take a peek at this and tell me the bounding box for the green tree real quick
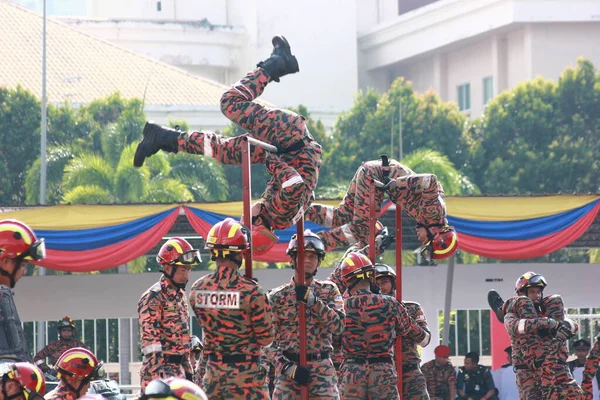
[466,58,600,194]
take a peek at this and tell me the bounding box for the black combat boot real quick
[133,122,181,167]
[257,35,299,82]
[488,289,506,323]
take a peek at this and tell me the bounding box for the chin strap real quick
[160,266,187,290]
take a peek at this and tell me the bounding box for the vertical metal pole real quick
[294,221,308,400]
[394,205,403,396]
[368,185,376,263]
[36,0,48,353]
[390,112,394,161]
[241,137,253,278]
[398,101,403,161]
[442,255,456,345]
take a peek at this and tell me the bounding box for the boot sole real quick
[133,122,154,167]
[488,290,505,323]
[272,35,299,73]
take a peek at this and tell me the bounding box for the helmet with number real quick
[0,219,45,261]
[57,316,75,330]
[157,238,201,266]
[252,225,279,256]
[1,362,46,400]
[515,271,547,294]
[286,230,326,261]
[142,378,208,400]
[421,225,458,261]
[341,252,374,283]
[55,347,103,382]
[190,336,203,354]
[205,218,250,259]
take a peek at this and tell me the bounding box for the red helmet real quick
[2,362,46,400]
[55,347,102,381]
[515,271,547,294]
[0,219,45,261]
[205,218,250,257]
[421,225,458,260]
[340,252,374,283]
[252,225,279,256]
[286,230,326,260]
[157,238,201,266]
[57,316,76,330]
[143,378,208,400]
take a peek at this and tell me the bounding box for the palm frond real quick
[143,177,194,203]
[115,143,151,201]
[62,185,113,204]
[63,153,115,194]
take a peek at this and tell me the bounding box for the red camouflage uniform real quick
[190,266,273,399]
[137,276,192,389]
[266,278,345,399]
[582,338,600,400]
[43,383,78,400]
[421,360,457,400]
[177,67,321,230]
[33,338,88,367]
[401,301,432,400]
[340,290,418,400]
[306,159,446,251]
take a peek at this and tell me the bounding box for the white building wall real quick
[505,27,529,89]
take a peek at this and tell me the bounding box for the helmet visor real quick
[304,236,325,254]
[22,239,46,261]
[526,274,547,287]
[176,250,201,265]
[142,379,173,399]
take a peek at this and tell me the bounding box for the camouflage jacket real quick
[401,301,431,365]
[266,278,344,368]
[137,276,191,360]
[189,266,273,357]
[33,338,88,366]
[421,360,456,399]
[342,289,415,358]
[43,383,77,400]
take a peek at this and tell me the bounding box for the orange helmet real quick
[286,230,326,260]
[340,252,374,283]
[0,219,45,261]
[205,218,250,258]
[251,225,279,256]
[515,271,547,294]
[420,225,458,261]
[55,347,103,382]
[1,362,46,400]
[157,238,201,266]
[142,378,208,400]
[57,316,76,330]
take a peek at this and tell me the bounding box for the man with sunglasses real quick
[266,231,345,399]
[305,156,458,264]
[0,362,46,400]
[138,238,201,390]
[0,219,46,364]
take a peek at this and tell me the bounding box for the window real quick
[156,1,162,11]
[483,76,494,104]
[457,83,471,111]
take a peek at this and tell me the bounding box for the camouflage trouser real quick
[305,160,411,251]
[403,367,430,400]
[516,368,542,400]
[179,67,321,230]
[202,360,269,399]
[541,339,584,399]
[339,361,398,400]
[139,360,185,390]
[193,355,206,389]
[582,340,600,400]
[272,359,339,399]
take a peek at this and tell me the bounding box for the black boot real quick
[488,289,506,323]
[133,122,181,167]
[257,35,299,82]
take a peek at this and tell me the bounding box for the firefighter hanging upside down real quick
[133,35,320,256]
[305,156,458,263]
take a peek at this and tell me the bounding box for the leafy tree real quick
[466,58,600,194]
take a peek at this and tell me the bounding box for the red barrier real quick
[395,205,404,396]
[295,221,309,400]
[240,137,253,278]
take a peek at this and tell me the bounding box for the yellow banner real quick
[0,204,178,230]
[446,195,600,221]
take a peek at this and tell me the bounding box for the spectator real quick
[421,344,456,400]
[34,317,88,372]
[456,351,498,400]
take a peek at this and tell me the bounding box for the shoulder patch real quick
[147,296,160,312]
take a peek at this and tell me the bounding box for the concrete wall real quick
[14,262,600,365]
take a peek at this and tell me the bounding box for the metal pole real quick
[398,101,403,161]
[36,0,47,354]
[294,221,309,400]
[390,111,394,159]
[368,185,376,263]
[442,255,456,345]
[240,137,253,278]
[394,205,403,396]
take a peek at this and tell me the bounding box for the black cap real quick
[504,346,512,354]
[573,339,591,350]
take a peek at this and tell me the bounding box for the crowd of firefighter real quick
[0,34,598,400]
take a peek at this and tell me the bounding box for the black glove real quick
[295,284,316,307]
[376,233,395,251]
[554,321,575,341]
[185,371,194,381]
[282,362,310,385]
